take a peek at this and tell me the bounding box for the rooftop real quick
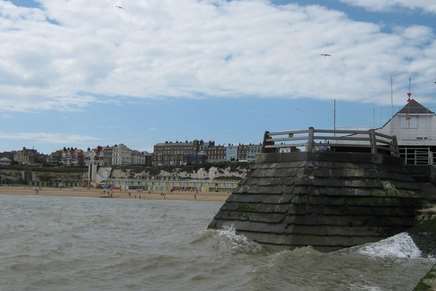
[397,98,434,115]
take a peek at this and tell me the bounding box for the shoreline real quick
[0,186,229,202]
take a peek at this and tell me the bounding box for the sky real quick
[0,0,435,153]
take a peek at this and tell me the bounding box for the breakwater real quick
[209,151,424,251]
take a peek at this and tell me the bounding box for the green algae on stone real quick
[414,265,436,291]
[381,181,400,196]
[237,204,258,212]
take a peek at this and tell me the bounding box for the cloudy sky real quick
[0,0,435,153]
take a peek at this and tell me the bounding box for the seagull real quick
[114,4,124,9]
[320,53,332,57]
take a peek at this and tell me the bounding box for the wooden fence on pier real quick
[262,127,399,157]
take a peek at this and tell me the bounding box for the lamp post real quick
[320,53,336,136]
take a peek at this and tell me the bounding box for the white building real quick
[112,144,150,166]
[112,144,133,166]
[225,145,238,161]
[377,98,436,165]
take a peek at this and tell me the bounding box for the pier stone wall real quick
[209,152,424,252]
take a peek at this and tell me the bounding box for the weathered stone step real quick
[232,186,419,198]
[285,214,415,227]
[221,203,417,216]
[221,202,289,213]
[215,211,286,223]
[212,219,391,237]
[237,231,384,248]
[228,193,421,207]
[214,213,415,228]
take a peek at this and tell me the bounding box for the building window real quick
[400,116,418,129]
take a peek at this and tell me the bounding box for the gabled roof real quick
[397,99,434,114]
[378,98,435,129]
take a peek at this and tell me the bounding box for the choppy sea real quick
[0,195,433,291]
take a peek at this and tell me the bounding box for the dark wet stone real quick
[209,152,425,251]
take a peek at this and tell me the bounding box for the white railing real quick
[262,127,399,157]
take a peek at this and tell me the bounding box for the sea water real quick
[0,195,433,291]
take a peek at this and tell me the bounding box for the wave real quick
[356,232,422,259]
[216,225,263,254]
[191,226,263,254]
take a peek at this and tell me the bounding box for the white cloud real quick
[340,0,436,13]
[0,0,435,111]
[0,132,100,144]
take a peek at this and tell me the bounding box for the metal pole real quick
[333,99,336,136]
[390,76,394,118]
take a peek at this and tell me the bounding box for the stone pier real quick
[209,152,424,251]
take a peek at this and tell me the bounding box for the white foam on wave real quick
[217,225,263,254]
[348,284,383,291]
[357,232,422,259]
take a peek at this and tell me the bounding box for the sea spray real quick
[357,232,422,259]
[190,226,263,254]
[216,225,263,254]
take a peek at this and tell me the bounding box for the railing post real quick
[391,135,399,157]
[369,129,377,155]
[405,147,408,165]
[307,127,314,153]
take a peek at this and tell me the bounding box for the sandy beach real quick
[0,186,230,202]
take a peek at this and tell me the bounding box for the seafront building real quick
[0,157,12,167]
[112,144,133,166]
[152,140,263,166]
[206,144,226,162]
[225,145,238,161]
[377,98,436,166]
[85,146,114,167]
[13,147,44,166]
[0,151,15,161]
[152,140,207,166]
[86,144,151,167]
[103,146,113,166]
[48,148,85,167]
[237,144,262,161]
